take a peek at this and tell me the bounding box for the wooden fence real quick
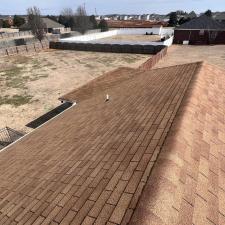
[139,47,168,70]
[0,40,49,57]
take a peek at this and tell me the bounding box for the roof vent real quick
[106,94,110,102]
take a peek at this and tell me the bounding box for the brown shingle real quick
[1,61,221,225]
[129,63,225,225]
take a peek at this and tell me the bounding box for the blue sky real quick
[0,0,225,15]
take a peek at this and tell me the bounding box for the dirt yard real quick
[0,49,149,133]
[155,45,225,69]
[100,34,161,42]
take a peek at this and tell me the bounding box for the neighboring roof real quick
[19,18,64,30]
[0,62,201,225]
[103,20,168,28]
[175,14,225,30]
[42,17,64,29]
[0,61,225,225]
[214,12,225,21]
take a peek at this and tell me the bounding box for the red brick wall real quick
[174,30,225,45]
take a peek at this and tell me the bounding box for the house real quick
[20,17,65,34]
[42,17,65,33]
[214,12,225,24]
[174,14,225,45]
[0,15,14,27]
[0,60,225,224]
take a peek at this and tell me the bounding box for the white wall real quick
[60,28,174,46]
[60,30,118,42]
[163,36,174,46]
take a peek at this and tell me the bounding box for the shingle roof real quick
[214,12,225,21]
[129,63,225,225]
[0,61,225,225]
[175,14,225,30]
[42,18,64,29]
[60,67,140,103]
[20,18,64,30]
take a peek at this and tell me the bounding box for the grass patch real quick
[1,66,30,89]
[121,56,139,64]
[0,94,33,107]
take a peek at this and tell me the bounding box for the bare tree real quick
[27,6,45,42]
[74,5,90,34]
[61,8,74,17]
[59,8,75,28]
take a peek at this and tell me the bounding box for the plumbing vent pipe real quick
[106,94,110,102]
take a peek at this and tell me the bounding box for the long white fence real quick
[60,28,174,45]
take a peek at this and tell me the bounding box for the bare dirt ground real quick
[0,49,150,133]
[155,45,225,69]
[100,34,161,42]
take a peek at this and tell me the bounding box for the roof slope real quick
[42,18,64,29]
[60,67,140,103]
[214,12,225,21]
[130,63,225,225]
[176,14,225,30]
[20,18,64,30]
[0,62,200,225]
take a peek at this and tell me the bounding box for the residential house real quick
[20,17,65,34]
[174,14,225,44]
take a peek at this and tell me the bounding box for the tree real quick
[27,6,45,42]
[59,8,75,28]
[74,5,90,34]
[89,15,98,29]
[13,15,25,27]
[178,17,191,25]
[46,15,58,22]
[168,12,178,26]
[205,9,212,17]
[2,20,11,28]
[98,19,108,32]
[189,11,197,19]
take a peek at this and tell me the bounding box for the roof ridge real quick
[152,61,204,71]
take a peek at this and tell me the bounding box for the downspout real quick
[188,30,192,44]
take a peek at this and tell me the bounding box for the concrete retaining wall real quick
[0,40,49,57]
[0,31,32,39]
[50,41,166,54]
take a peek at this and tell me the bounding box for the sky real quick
[0,0,225,15]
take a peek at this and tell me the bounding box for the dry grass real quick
[100,34,161,42]
[0,49,149,133]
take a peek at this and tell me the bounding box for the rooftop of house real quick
[20,17,64,30]
[0,61,225,225]
[104,20,167,28]
[214,12,225,21]
[175,14,225,30]
[42,17,64,29]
